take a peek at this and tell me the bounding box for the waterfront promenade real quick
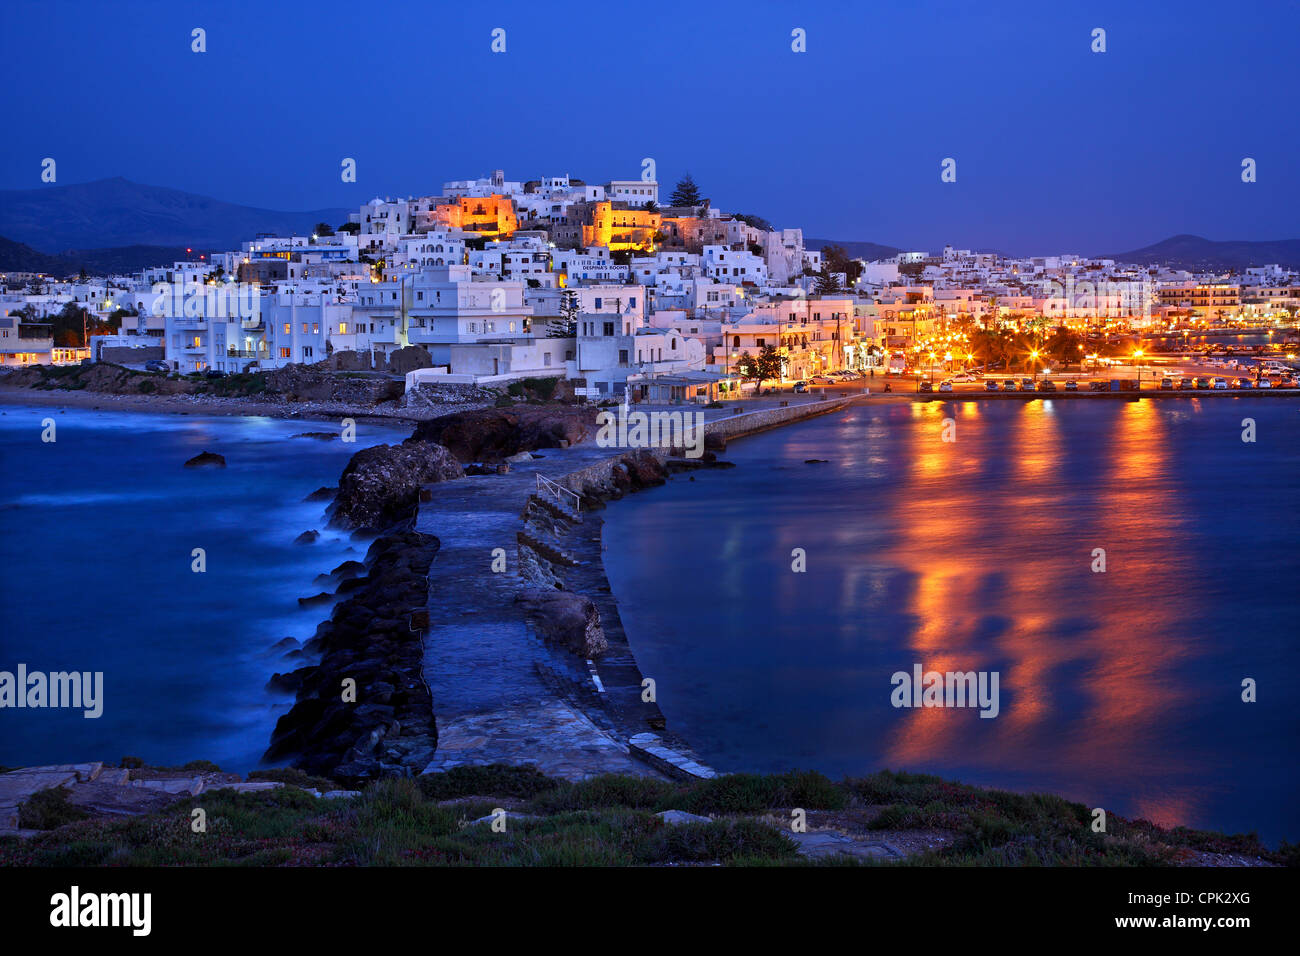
[414,398,848,780]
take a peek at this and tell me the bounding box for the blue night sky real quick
[2,0,1296,254]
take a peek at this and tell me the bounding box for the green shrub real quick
[18,787,91,830]
[248,767,338,792]
[181,760,221,773]
[526,774,678,813]
[419,764,560,802]
[682,771,846,814]
[640,819,798,864]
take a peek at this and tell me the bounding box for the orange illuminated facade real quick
[429,195,519,238]
[581,201,661,251]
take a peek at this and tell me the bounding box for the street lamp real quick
[1029,349,1040,383]
[1133,348,1144,390]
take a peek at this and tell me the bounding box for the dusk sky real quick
[2,0,1297,254]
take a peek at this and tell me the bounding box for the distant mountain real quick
[1102,234,1300,271]
[807,238,903,262]
[0,177,350,253]
[0,235,204,277]
[64,245,203,275]
[0,236,82,276]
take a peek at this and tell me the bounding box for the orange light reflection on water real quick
[879,400,1204,816]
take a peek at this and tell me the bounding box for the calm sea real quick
[0,406,408,772]
[603,397,1300,843]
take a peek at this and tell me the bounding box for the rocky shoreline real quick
[263,404,610,785]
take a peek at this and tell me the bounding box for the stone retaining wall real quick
[703,396,850,444]
[555,398,850,496]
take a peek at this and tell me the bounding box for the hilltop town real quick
[1,169,1298,399]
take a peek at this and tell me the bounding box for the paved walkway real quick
[416,441,665,780]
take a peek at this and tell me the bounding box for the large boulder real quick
[263,364,403,405]
[329,440,462,530]
[385,346,434,375]
[184,451,226,468]
[410,405,598,463]
[515,589,608,657]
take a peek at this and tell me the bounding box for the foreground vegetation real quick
[2,765,1291,867]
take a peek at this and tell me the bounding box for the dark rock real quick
[298,592,334,607]
[329,441,463,530]
[304,486,337,502]
[266,530,440,785]
[409,405,598,463]
[295,530,321,545]
[331,560,366,578]
[516,589,608,657]
[293,432,336,441]
[270,637,300,653]
[267,670,307,693]
[184,450,226,468]
[805,459,829,464]
[263,365,403,405]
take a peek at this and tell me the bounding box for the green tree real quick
[314,222,335,237]
[734,213,773,232]
[668,173,702,207]
[1044,325,1084,367]
[757,344,783,384]
[819,244,863,286]
[813,270,843,295]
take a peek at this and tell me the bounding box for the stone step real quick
[628,733,717,780]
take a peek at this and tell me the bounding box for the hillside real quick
[1102,234,1300,271]
[0,236,81,276]
[1,762,1286,866]
[0,177,350,252]
[807,238,903,262]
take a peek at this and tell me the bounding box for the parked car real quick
[1036,379,1056,392]
[1212,377,1228,390]
[1194,377,1211,389]
[144,359,170,373]
[1020,378,1035,391]
[938,381,953,392]
[1235,378,1253,389]
[203,368,227,379]
[1257,378,1273,388]
[1064,379,1079,391]
[1003,379,1017,391]
[919,381,933,393]
[1177,377,1193,390]
[1159,377,1173,390]
[1089,380,1108,391]
[793,382,808,393]
[984,380,1000,392]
